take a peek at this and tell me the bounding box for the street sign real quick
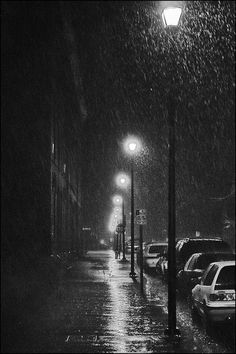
[136,209,146,216]
[136,215,147,225]
[136,209,147,224]
[116,225,124,233]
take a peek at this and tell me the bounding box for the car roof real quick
[208,260,235,268]
[178,238,224,243]
[190,252,234,257]
[147,242,168,246]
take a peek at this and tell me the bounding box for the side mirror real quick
[177,270,183,278]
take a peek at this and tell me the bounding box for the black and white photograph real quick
[1,1,235,353]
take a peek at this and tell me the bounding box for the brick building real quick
[2,1,87,269]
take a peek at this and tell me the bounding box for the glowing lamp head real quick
[123,135,142,156]
[162,7,182,27]
[112,194,123,206]
[114,207,122,213]
[115,172,130,189]
[128,142,137,151]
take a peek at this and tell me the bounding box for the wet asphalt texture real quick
[3,250,235,353]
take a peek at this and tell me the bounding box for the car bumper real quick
[205,306,235,323]
[145,258,158,268]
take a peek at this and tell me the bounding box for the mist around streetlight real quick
[115,172,130,189]
[114,206,122,214]
[123,135,142,156]
[108,218,117,233]
[112,195,123,205]
[108,210,122,232]
[107,195,123,232]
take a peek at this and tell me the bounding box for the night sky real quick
[70,1,235,240]
[72,1,234,241]
[4,1,234,241]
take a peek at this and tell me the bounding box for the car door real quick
[197,264,219,315]
[185,255,199,283]
[178,255,196,289]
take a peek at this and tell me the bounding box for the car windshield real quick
[196,253,235,269]
[215,265,235,290]
[180,241,231,264]
[149,245,167,254]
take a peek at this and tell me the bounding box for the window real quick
[215,266,235,290]
[196,255,210,269]
[188,256,197,270]
[202,264,218,286]
[149,245,167,254]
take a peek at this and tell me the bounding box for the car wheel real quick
[202,302,213,335]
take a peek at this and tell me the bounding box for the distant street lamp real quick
[108,196,123,233]
[115,173,130,261]
[112,194,123,256]
[112,195,123,206]
[160,1,183,337]
[123,136,142,278]
[116,173,130,189]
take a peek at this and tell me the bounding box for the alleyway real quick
[5,250,234,353]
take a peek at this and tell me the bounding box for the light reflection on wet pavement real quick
[9,250,235,353]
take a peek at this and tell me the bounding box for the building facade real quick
[2,1,87,270]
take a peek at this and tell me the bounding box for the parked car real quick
[125,238,139,253]
[155,251,168,277]
[177,252,235,297]
[175,238,232,273]
[156,239,182,279]
[191,261,235,332]
[139,242,168,270]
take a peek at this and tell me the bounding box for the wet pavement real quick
[5,250,235,353]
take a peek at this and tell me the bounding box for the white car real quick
[142,242,168,270]
[191,261,235,330]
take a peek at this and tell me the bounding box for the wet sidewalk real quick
[4,249,232,353]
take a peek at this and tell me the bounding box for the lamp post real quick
[160,2,183,337]
[121,198,126,260]
[115,173,130,262]
[130,161,135,277]
[112,195,123,257]
[123,136,142,278]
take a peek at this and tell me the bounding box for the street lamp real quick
[112,195,123,206]
[162,6,182,27]
[108,198,123,234]
[123,135,142,278]
[115,173,130,189]
[160,1,183,337]
[112,194,123,257]
[115,172,130,261]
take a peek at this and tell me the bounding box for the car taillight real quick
[209,292,235,301]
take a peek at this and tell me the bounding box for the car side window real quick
[215,266,235,290]
[184,257,192,270]
[202,264,218,286]
[187,256,197,270]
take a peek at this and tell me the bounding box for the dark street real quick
[3,250,234,353]
[2,1,235,352]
